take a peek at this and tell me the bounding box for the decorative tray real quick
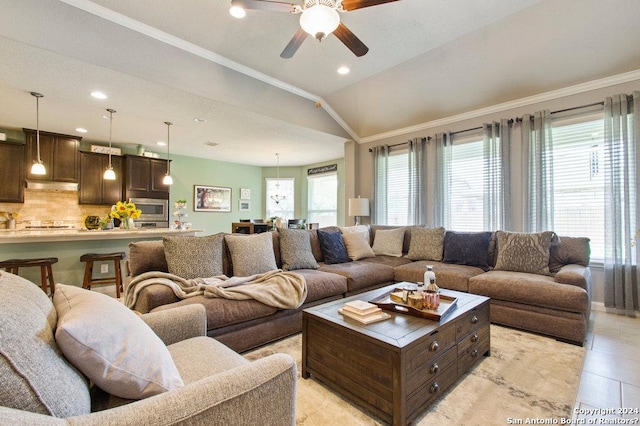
[369,288,458,321]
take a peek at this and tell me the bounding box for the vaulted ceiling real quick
[1,0,639,166]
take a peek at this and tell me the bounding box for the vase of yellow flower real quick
[109,201,142,230]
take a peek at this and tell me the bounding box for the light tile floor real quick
[573,310,640,423]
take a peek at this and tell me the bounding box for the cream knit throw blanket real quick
[125,269,307,310]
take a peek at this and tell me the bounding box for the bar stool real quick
[0,257,58,295]
[80,252,126,299]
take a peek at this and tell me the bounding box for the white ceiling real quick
[1,0,640,166]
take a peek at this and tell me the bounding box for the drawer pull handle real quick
[471,349,479,358]
[471,315,478,324]
[430,363,439,374]
[430,341,439,352]
[471,333,479,342]
[430,382,439,394]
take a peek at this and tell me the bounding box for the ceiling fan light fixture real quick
[229,5,246,18]
[300,5,340,40]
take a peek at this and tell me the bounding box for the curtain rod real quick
[516,101,604,122]
[368,136,430,152]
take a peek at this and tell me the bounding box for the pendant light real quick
[103,108,116,180]
[162,121,173,185]
[30,92,46,175]
[270,153,286,205]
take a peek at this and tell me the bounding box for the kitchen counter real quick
[0,228,203,244]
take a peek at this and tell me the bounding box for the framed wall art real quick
[239,200,251,212]
[194,185,232,212]
[240,188,251,200]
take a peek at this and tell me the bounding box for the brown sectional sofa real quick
[126,225,592,351]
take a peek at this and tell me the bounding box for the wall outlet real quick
[100,264,108,274]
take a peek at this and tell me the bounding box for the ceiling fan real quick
[229,0,400,58]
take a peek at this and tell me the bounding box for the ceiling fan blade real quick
[231,0,297,13]
[280,28,308,58]
[333,23,369,57]
[340,0,400,11]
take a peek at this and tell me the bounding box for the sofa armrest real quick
[126,281,181,314]
[140,304,207,346]
[555,264,592,293]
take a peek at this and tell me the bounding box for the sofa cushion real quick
[225,232,278,276]
[53,284,184,400]
[393,261,485,293]
[468,270,589,313]
[494,231,555,275]
[128,240,169,275]
[278,228,318,271]
[361,255,413,268]
[339,225,371,245]
[407,226,445,261]
[0,272,91,417]
[295,269,348,301]
[163,234,224,279]
[549,236,591,273]
[317,230,351,264]
[342,232,375,261]
[319,261,394,293]
[371,227,405,257]
[442,231,493,271]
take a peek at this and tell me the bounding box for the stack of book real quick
[338,300,390,324]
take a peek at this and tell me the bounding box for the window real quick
[448,137,485,231]
[551,114,605,260]
[265,178,294,221]
[386,151,409,225]
[308,173,337,227]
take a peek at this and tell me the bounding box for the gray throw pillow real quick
[442,231,493,271]
[407,226,445,261]
[163,234,224,279]
[549,236,591,273]
[128,240,168,276]
[278,228,319,271]
[371,227,405,257]
[494,230,556,275]
[225,232,278,276]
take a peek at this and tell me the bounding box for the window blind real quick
[307,173,337,227]
[386,151,409,225]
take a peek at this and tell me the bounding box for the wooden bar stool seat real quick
[80,252,126,298]
[0,257,58,295]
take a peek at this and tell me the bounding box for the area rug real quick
[244,325,586,425]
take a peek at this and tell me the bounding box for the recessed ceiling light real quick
[204,142,219,147]
[194,118,206,123]
[75,128,88,133]
[229,6,246,18]
[337,66,350,75]
[157,141,166,146]
[91,91,107,100]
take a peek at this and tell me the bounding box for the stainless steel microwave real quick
[129,198,169,224]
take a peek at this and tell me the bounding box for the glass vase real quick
[120,217,135,230]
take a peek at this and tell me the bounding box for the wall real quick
[348,78,640,305]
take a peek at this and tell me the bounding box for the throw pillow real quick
[224,232,278,276]
[317,230,351,264]
[549,236,591,273]
[494,231,555,275]
[407,226,445,261]
[339,225,370,245]
[163,234,224,279]
[128,240,168,276]
[278,228,319,271]
[342,231,375,261]
[53,284,184,400]
[442,231,493,271]
[371,227,405,257]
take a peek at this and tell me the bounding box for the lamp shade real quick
[348,198,370,217]
[299,5,340,40]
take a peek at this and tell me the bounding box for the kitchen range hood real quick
[25,180,78,191]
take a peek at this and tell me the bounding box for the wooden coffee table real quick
[302,283,490,426]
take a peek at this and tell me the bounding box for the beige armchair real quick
[0,271,297,425]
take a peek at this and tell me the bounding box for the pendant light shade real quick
[270,153,286,205]
[299,4,340,40]
[103,108,116,180]
[163,121,173,185]
[30,92,46,175]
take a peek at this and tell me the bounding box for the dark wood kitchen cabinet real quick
[79,152,123,205]
[123,155,169,200]
[24,129,80,182]
[0,141,25,202]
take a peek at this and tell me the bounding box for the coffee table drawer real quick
[455,301,490,341]
[458,323,490,374]
[406,344,457,396]
[406,323,456,370]
[406,360,458,419]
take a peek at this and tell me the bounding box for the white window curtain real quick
[408,137,427,225]
[604,92,639,314]
[522,110,554,232]
[372,145,389,225]
[483,119,512,231]
[434,132,452,228]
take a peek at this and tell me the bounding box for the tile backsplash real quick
[0,189,111,229]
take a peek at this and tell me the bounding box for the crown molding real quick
[359,69,640,144]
